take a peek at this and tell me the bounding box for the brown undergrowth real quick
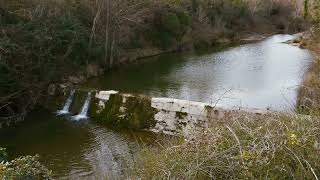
[132,112,320,179]
[297,28,320,115]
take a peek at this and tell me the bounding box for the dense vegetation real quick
[132,2,320,179]
[133,113,320,179]
[1,0,320,178]
[0,147,51,179]
[0,0,308,123]
[297,0,320,115]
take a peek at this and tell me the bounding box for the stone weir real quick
[88,90,268,137]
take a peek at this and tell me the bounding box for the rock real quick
[87,64,103,78]
[48,84,56,96]
[95,90,119,101]
[68,75,85,85]
[217,38,231,44]
[59,84,67,89]
[48,83,68,96]
[292,43,301,46]
[240,34,266,42]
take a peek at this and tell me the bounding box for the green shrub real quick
[177,11,192,26]
[0,148,51,179]
[0,148,8,162]
[145,9,192,49]
[163,13,181,34]
[0,3,96,118]
[0,156,51,179]
[154,30,175,49]
[128,32,143,49]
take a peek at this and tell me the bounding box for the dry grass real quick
[132,113,320,179]
[297,30,320,115]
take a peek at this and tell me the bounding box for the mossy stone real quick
[89,93,157,130]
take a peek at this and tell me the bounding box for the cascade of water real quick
[57,89,75,115]
[72,92,92,121]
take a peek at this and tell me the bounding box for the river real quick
[0,34,313,179]
[86,34,313,111]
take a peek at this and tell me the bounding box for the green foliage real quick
[150,30,174,49]
[162,13,181,34]
[0,156,51,179]
[0,2,98,119]
[0,148,8,162]
[145,9,192,49]
[128,32,143,49]
[311,0,320,25]
[304,0,309,18]
[176,11,192,26]
[0,148,51,179]
[0,0,312,122]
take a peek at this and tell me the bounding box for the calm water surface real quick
[86,34,313,111]
[0,110,159,179]
[0,34,313,179]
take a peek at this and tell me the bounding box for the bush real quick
[177,11,192,26]
[133,113,320,179]
[0,148,8,162]
[0,3,95,119]
[162,13,181,34]
[0,148,51,179]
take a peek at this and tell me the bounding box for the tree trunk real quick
[104,0,110,68]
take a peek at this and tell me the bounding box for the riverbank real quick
[0,0,308,127]
[132,112,320,179]
[129,31,320,179]
[1,33,314,178]
[0,147,51,179]
[293,30,320,115]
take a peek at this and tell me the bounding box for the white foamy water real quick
[57,89,76,115]
[72,92,92,121]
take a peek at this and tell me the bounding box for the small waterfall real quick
[72,92,92,121]
[57,89,75,115]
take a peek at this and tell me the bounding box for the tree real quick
[304,0,310,18]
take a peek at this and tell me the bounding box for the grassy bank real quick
[295,0,320,115]
[0,0,307,124]
[132,113,320,179]
[297,29,320,115]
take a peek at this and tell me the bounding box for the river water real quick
[0,109,159,179]
[0,34,313,179]
[86,34,313,111]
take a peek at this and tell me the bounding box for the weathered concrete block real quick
[95,90,119,101]
[151,98,207,116]
[90,90,269,138]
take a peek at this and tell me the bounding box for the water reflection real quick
[86,34,313,111]
[0,34,313,179]
[0,110,158,179]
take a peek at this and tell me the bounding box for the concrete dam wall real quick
[87,90,268,137]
